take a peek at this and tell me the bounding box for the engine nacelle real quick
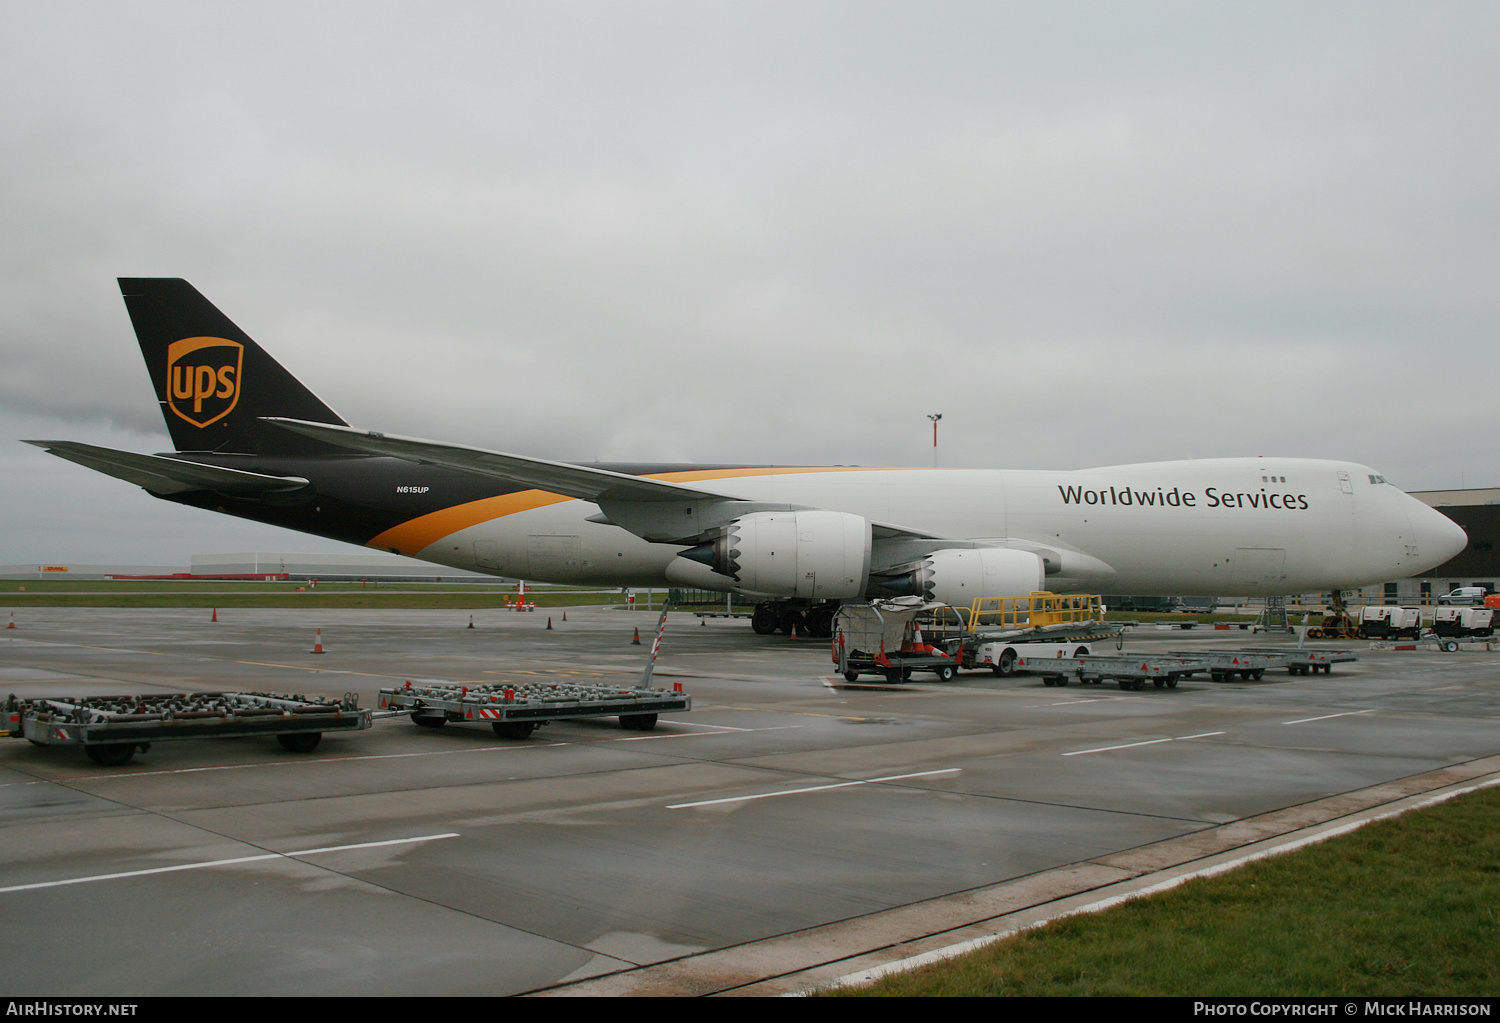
[883,547,1046,606]
[666,509,872,599]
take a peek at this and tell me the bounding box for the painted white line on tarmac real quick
[667,768,961,809]
[0,833,460,894]
[1062,731,1225,756]
[1283,709,1378,725]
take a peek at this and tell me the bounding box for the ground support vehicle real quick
[1432,607,1495,639]
[973,625,1121,676]
[3,691,370,765]
[950,591,1122,677]
[1237,647,1359,675]
[833,593,1123,682]
[1437,587,1488,606]
[1356,605,1423,640]
[1023,654,1209,691]
[1165,649,1292,681]
[833,598,971,682]
[1304,610,1360,640]
[379,679,690,737]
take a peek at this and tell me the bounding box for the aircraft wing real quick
[24,441,310,495]
[262,418,752,503]
[263,419,960,545]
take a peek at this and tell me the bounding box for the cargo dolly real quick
[378,679,691,738]
[1022,654,1209,691]
[1164,649,1294,681]
[1234,647,1359,675]
[3,691,371,766]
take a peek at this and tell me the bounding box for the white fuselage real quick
[394,457,1466,596]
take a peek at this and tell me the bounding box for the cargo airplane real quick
[26,279,1468,639]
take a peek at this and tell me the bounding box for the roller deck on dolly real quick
[2,691,371,765]
[381,603,692,737]
[1232,647,1359,675]
[1023,654,1208,690]
[1164,649,1294,681]
[379,679,690,738]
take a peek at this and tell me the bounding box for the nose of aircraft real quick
[1413,502,1468,567]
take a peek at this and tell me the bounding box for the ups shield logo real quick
[167,336,243,428]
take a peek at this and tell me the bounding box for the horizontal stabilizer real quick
[23,441,310,496]
[262,418,750,503]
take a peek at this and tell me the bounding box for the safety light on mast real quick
[928,412,942,466]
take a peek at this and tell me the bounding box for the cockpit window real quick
[1369,475,1389,485]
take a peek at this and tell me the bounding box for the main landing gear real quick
[750,599,839,638]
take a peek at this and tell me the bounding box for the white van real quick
[1438,587,1488,606]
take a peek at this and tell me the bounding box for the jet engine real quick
[664,509,872,599]
[876,547,1046,606]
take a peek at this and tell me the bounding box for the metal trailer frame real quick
[4,691,371,765]
[832,598,967,683]
[1234,647,1360,675]
[378,679,691,738]
[1164,649,1296,681]
[1023,654,1211,691]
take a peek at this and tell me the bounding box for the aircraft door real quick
[1230,547,1287,591]
[527,534,581,581]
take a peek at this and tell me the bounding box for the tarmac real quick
[2,606,1498,996]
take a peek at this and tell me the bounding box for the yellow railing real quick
[958,592,1105,631]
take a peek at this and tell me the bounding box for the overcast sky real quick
[3,1,1497,565]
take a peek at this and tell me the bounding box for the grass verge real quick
[0,580,669,610]
[830,784,1500,997]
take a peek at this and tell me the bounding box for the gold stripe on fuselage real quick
[366,465,905,556]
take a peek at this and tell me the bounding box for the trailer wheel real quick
[1154,679,1166,688]
[843,671,860,682]
[993,649,1018,677]
[618,714,657,732]
[1441,640,1459,652]
[277,732,322,753]
[1250,669,1265,680]
[1166,677,1179,688]
[411,714,447,728]
[494,721,537,739]
[85,744,136,766]
[933,664,956,681]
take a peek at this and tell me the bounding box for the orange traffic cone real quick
[312,628,324,654]
[211,607,218,622]
[546,616,553,630]
[631,628,641,645]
